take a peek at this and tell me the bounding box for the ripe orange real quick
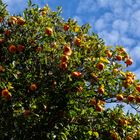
[77,86,83,92]
[112,68,118,74]
[105,50,112,58]
[60,62,68,70]
[119,48,126,53]
[8,45,16,53]
[10,16,17,24]
[75,37,81,46]
[126,136,133,140]
[0,17,3,22]
[96,104,103,112]
[127,95,134,102]
[136,84,140,92]
[41,10,47,16]
[71,71,82,77]
[96,62,104,70]
[135,96,140,103]
[63,45,72,56]
[17,17,25,25]
[1,89,12,100]
[91,73,98,81]
[63,24,69,31]
[98,86,105,94]
[118,118,128,126]
[0,65,5,72]
[61,55,69,62]
[36,46,42,52]
[116,94,124,101]
[98,100,106,105]
[10,16,17,21]
[2,89,9,97]
[5,30,11,36]
[110,131,118,140]
[23,110,31,118]
[89,98,96,105]
[126,76,134,85]
[0,38,5,44]
[45,27,53,36]
[126,72,135,79]
[123,54,129,60]
[125,58,133,66]
[116,55,122,61]
[30,83,37,91]
[17,45,25,52]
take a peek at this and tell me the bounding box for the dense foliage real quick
[0,1,140,139]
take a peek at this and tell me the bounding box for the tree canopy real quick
[0,1,140,140]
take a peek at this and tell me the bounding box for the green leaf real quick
[28,0,32,7]
[88,130,92,136]
[60,132,67,140]
[93,132,99,138]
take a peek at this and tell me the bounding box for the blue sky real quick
[3,0,140,114]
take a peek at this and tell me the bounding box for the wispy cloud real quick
[130,46,140,65]
[95,18,107,31]
[112,20,129,34]
[76,0,140,71]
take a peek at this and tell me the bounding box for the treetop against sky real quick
[3,0,140,80]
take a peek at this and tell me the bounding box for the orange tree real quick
[0,1,140,139]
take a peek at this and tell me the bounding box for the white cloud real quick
[99,30,119,45]
[132,10,140,21]
[130,46,140,63]
[77,0,98,13]
[102,12,113,22]
[97,0,110,8]
[95,18,106,31]
[120,36,135,47]
[124,0,134,6]
[112,20,129,34]
[76,0,140,47]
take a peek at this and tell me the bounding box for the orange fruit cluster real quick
[8,16,25,25]
[123,72,135,87]
[71,71,82,77]
[60,45,72,70]
[8,44,25,53]
[89,98,105,112]
[105,50,112,58]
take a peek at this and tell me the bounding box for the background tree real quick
[0,0,140,139]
